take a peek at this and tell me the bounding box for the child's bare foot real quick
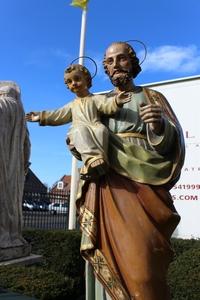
[80,159,108,181]
[90,159,108,177]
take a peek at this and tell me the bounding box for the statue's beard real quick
[109,71,132,87]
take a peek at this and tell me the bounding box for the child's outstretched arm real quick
[25,112,40,122]
[25,101,73,126]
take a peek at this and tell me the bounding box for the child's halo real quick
[70,56,98,79]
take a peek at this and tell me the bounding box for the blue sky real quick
[1,0,200,187]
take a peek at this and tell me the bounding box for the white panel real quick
[146,76,200,238]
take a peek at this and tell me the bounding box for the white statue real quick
[0,81,31,261]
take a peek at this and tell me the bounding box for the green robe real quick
[102,87,185,187]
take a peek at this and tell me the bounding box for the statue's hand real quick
[139,103,164,135]
[25,112,40,122]
[115,91,132,106]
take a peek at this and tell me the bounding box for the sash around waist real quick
[115,132,147,140]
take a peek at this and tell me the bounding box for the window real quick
[57,181,64,190]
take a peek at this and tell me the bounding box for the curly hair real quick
[103,42,141,79]
[64,64,92,89]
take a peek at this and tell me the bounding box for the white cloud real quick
[142,45,200,74]
[25,48,72,66]
[50,48,71,60]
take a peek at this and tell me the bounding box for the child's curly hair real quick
[64,64,92,89]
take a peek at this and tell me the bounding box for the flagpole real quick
[79,8,87,64]
[68,7,87,230]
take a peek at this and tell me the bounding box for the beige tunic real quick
[39,94,119,171]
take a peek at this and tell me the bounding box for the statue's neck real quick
[76,90,90,98]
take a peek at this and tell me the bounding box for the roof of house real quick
[50,175,71,194]
[24,168,48,193]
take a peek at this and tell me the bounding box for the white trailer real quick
[144,75,200,239]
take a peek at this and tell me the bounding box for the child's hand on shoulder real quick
[115,92,132,106]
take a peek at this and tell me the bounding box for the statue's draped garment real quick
[0,82,30,249]
[76,88,185,300]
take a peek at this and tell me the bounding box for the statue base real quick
[0,243,31,262]
[0,253,43,266]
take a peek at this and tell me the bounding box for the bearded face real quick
[104,43,135,88]
[108,68,133,87]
